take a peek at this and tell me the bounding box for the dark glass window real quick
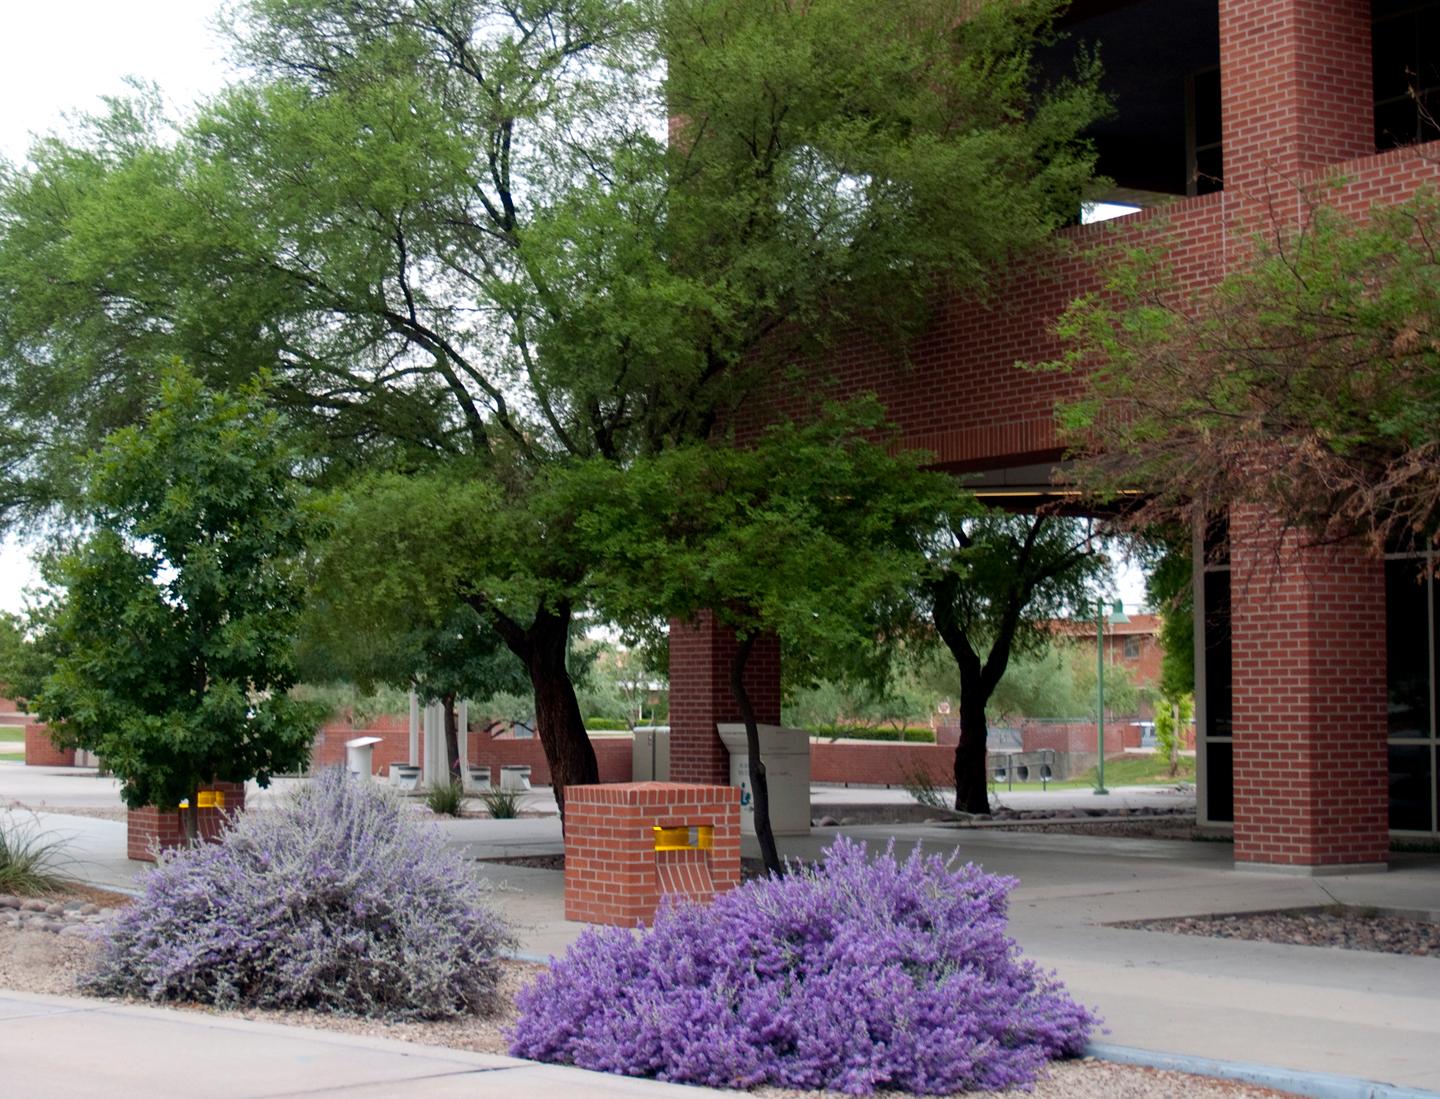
[1203,569,1232,739]
[1206,740,1234,824]
[1389,743,1433,830]
[1123,636,1141,660]
[1187,67,1223,195]
[1374,4,1440,149]
[1385,559,1431,738]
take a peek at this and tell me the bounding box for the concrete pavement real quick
[4,761,1440,1094]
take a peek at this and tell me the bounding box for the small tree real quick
[922,515,1105,814]
[596,407,956,874]
[1145,535,1194,777]
[34,369,322,841]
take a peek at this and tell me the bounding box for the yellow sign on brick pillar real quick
[652,825,714,852]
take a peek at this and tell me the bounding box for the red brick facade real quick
[126,782,248,862]
[22,723,74,767]
[668,612,780,785]
[1229,508,1389,868]
[563,782,740,926]
[666,0,1423,868]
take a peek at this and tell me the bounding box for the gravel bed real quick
[1118,906,1440,957]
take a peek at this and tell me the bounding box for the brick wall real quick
[23,723,74,767]
[669,612,780,785]
[310,714,415,775]
[1229,506,1389,867]
[126,781,248,862]
[564,782,740,926]
[467,734,633,786]
[1219,0,1374,195]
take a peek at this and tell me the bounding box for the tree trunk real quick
[953,689,991,815]
[521,607,598,822]
[182,783,201,847]
[443,692,462,781]
[731,635,783,876]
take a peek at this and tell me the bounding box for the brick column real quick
[563,782,741,926]
[1229,506,1388,871]
[1219,0,1373,194]
[668,611,780,784]
[126,781,248,862]
[22,722,75,767]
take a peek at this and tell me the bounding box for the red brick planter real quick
[563,782,740,927]
[126,781,247,862]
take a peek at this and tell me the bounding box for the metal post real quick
[1095,599,1109,796]
[408,690,420,767]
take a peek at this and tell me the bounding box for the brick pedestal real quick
[1230,507,1388,871]
[22,723,74,767]
[126,781,247,862]
[563,782,740,926]
[668,611,780,784]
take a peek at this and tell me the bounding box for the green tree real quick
[922,515,1105,814]
[33,369,323,841]
[1051,189,1440,551]
[0,0,1103,804]
[595,408,956,873]
[1144,535,1194,776]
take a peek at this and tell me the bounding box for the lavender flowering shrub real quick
[84,768,513,1018]
[511,838,1096,1094]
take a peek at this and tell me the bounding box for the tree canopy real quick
[32,369,323,832]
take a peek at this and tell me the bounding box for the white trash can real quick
[716,724,811,836]
[345,736,384,778]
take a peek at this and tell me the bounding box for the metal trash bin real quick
[389,763,421,790]
[632,725,671,782]
[345,736,384,778]
[716,723,811,837]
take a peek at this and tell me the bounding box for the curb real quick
[1086,1042,1439,1099]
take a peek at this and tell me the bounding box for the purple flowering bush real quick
[510,837,1095,1094]
[84,768,513,1019]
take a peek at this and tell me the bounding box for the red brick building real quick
[670,0,1439,872]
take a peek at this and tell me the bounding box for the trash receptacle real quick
[632,725,671,782]
[345,736,384,778]
[716,724,811,836]
[499,764,532,792]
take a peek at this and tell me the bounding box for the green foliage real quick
[32,369,323,811]
[582,716,632,732]
[987,641,1146,721]
[806,725,936,744]
[0,813,72,895]
[426,781,465,817]
[1145,536,1194,699]
[1051,189,1440,548]
[1154,694,1194,777]
[477,787,525,820]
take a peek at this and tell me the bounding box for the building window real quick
[1122,636,1141,660]
[1198,519,1233,825]
[1373,2,1440,150]
[1185,66,1222,195]
[1385,554,1439,833]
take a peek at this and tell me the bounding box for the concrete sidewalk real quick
[5,762,1440,1093]
[0,990,731,1098]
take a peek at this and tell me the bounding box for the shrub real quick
[477,787,524,819]
[0,813,71,895]
[510,837,1096,1094]
[810,724,935,743]
[426,780,465,816]
[84,768,514,1019]
[900,764,957,814]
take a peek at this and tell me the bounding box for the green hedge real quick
[808,725,935,744]
[583,716,632,732]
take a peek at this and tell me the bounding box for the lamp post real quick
[1094,597,1129,796]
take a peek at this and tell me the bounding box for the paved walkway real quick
[4,761,1440,1095]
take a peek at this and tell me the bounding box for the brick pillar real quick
[22,723,75,767]
[563,782,741,926]
[1229,506,1388,871]
[1219,0,1373,194]
[126,781,248,862]
[668,611,780,784]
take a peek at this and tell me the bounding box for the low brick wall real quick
[309,714,415,775]
[126,781,247,862]
[468,735,633,786]
[564,782,740,926]
[23,723,74,767]
[809,741,952,787]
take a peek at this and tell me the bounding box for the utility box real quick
[716,724,811,837]
[345,736,384,778]
[499,764,532,792]
[632,725,671,782]
[389,763,421,790]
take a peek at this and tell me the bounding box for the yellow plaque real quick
[652,825,715,852]
[197,791,217,808]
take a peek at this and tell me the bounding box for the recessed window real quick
[1373,3,1440,150]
